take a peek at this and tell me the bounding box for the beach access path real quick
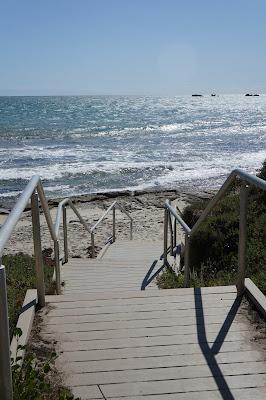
[41,240,266,399]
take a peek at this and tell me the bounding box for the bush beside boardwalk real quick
[4,253,54,335]
[158,160,266,293]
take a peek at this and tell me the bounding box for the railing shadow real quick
[141,244,182,290]
[141,260,165,290]
[194,287,242,399]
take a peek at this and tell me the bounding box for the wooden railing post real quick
[0,265,13,400]
[91,232,96,258]
[237,182,249,296]
[164,208,168,266]
[31,191,45,307]
[173,219,177,251]
[130,220,133,240]
[168,214,174,256]
[112,207,116,243]
[54,240,61,295]
[184,233,190,287]
[63,206,68,264]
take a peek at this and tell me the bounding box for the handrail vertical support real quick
[173,218,177,253]
[237,182,249,296]
[91,232,96,258]
[130,220,133,240]
[63,206,68,264]
[112,207,116,243]
[168,214,174,256]
[164,208,168,266]
[54,240,61,294]
[0,265,13,400]
[31,192,45,307]
[184,233,190,287]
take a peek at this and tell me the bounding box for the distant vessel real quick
[192,94,203,97]
[254,94,260,96]
[245,94,253,96]
[211,94,216,97]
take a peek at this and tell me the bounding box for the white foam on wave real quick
[0,161,174,181]
[1,149,265,192]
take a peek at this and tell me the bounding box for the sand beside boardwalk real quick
[0,189,213,259]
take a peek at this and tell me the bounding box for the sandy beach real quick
[0,189,213,259]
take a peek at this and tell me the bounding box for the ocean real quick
[0,95,266,201]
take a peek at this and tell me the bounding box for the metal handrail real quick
[0,178,134,400]
[0,175,60,400]
[53,197,92,264]
[90,200,133,258]
[163,168,266,292]
[0,176,61,298]
[0,176,94,300]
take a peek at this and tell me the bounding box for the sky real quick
[0,0,266,96]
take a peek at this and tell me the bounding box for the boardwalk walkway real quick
[42,241,266,399]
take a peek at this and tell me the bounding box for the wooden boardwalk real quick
[42,241,266,399]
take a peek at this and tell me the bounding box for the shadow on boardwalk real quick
[141,260,165,290]
[194,287,241,400]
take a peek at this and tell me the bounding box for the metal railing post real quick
[184,233,190,287]
[237,182,249,296]
[0,265,13,400]
[54,240,61,295]
[130,220,133,240]
[91,232,96,258]
[31,192,45,307]
[164,208,168,266]
[168,214,174,256]
[112,207,116,243]
[63,206,68,264]
[174,219,177,251]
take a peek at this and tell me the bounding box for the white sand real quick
[0,190,211,259]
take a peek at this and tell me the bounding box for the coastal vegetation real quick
[12,328,77,400]
[4,252,54,336]
[158,160,266,294]
[4,254,78,399]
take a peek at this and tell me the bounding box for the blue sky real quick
[0,0,266,95]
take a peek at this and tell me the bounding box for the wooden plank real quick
[10,289,37,363]
[63,288,145,294]
[45,310,242,327]
[108,387,266,400]
[245,278,266,319]
[44,325,250,343]
[47,304,234,318]
[40,251,266,399]
[48,292,236,308]
[62,270,150,276]
[46,285,236,303]
[58,341,257,363]
[47,297,235,313]
[62,272,154,279]
[45,320,249,337]
[57,330,251,351]
[65,361,266,387]
[67,384,103,399]
[62,281,150,288]
[57,350,265,374]
[72,374,266,398]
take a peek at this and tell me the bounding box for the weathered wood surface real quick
[42,240,266,399]
[61,241,164,293]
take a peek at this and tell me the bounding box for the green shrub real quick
[163,160,266,293]
[3,253,54,335]
[11,328,78,400]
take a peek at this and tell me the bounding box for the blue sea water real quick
[0,95,266,200]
